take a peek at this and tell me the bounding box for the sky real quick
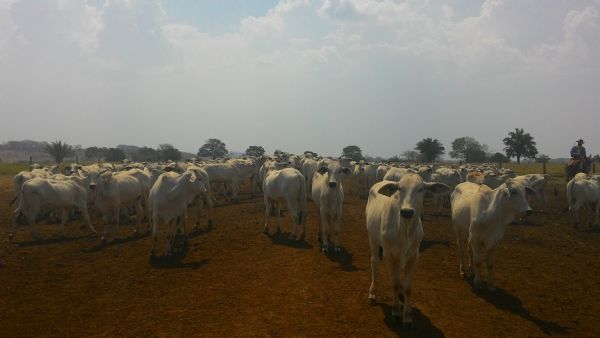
[0,0,599,159]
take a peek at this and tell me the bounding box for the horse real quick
[566,155,591,182]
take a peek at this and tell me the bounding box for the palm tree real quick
[415,138,445,162]
[503,128,538,164]
[45,140,74,164]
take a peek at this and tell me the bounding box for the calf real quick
[263,168,307,240]
[366,175,450,326]
[311,160,352,253]
[567,173,600,229]
[451,180,533,291]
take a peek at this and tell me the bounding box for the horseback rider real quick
[570,139,587,164]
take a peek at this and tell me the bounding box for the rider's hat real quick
[577,139,584,144]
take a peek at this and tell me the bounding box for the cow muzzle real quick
[328,182,337,188]
[526,209,533,215]
[89,184,96,190]
[400,208,415,219]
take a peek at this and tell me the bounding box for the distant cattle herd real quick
[8,152,598,326]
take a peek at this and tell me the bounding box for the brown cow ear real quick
[377,182,399,197]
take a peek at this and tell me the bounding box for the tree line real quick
[16,128,594,164]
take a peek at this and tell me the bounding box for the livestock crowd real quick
[10,152,585,327]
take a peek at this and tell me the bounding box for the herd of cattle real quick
[6,152,599,326]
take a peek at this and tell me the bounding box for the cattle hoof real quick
[488,286,496,293]
[207,219,213,228]
[369,297,376,305]
[335,247,341,254]
[392,309,402,319]
[8,233,15,240]
[263,228,269,235]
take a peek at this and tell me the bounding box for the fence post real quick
[29,156,32,171]
[543,161,547,174]
[498,162,502,169]
[76,156,79,165]
[594,162,596,174]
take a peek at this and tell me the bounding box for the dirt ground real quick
[1,175,599,337]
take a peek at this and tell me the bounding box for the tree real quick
[401,150,419,162]
[415,138,445,162]
[245,146,265,157]
[593,154,600,163]
[158,144,181,161]
[388,155,402,163]
[84,146,103,161]
[133,147,160,162]
[449,137,488,163]
[45,140,74,164]
[536,154,550,163]
[198,138,228,160]
[341,145,363,161]
[490,152,510,163]
[104,147,126,162]
[503,128,538,164]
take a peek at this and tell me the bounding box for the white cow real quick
[185,164,214,228]
[311,160,352,253]
[149,170,207,257]
[566,173,600,229]
[451,180,533,291]
[263,167,307,240]
[366,175,451,326]
[11,177,97,239]
[301,158,318,199]
[201,163,241,203]
[93,169,150,241]
[429,169,462,215]
[513,174,549,212]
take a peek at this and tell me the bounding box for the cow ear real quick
[318,166,329,174]
[424,182,452,194]
[377,182,399,197]
[78,169,85,177]
[342,167,352,175]
[525,186,536,197]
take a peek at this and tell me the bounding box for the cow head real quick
[378,173,451,220]
[500,178,533,215]
[318,161,351,189]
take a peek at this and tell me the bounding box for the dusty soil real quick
[1,175,599,337]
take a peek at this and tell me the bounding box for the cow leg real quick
[60,208,68,238]
[205,194,213,228]
[150,212,159,257]
[470,239,483,290]
[26,208,41,240]
[486,247,496,292]
[113,207,121,240]
[316,210,322,242]
[368,241,380,304]
[102,213,110,242]
[263,198,271,234]
[456,233,467,277]
[595,202,600,228]
[77,202,95,235]
[401,252,419,327]
[165,219,173,256]
[195,197,203,228]
[320,212,329,253]
[275,204,282,234]
[134,200,143,234]
[287,199,299,240]
[387,258,403,319]
[333,214,341,253]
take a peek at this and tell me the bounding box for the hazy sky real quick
[1,0,599,158]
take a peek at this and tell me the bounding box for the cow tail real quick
[298,173,307,226]
[566,179,575,211]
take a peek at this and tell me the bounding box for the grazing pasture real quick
[1,164,599,337]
